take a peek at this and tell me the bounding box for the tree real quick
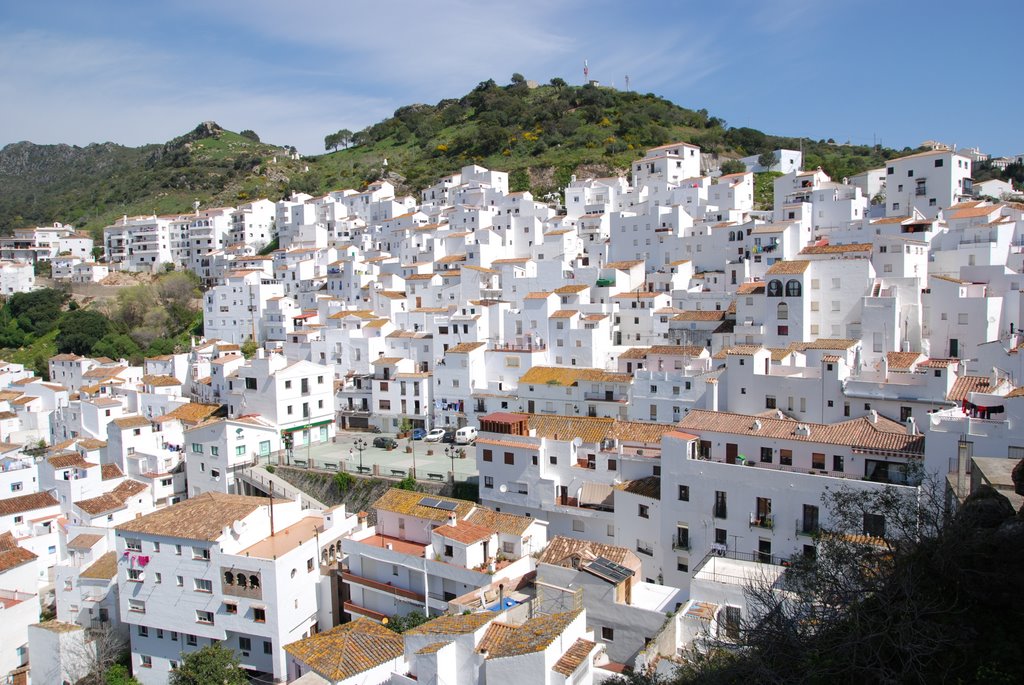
[239,129,260,142]
[719,159,746,175]
[756,150,777,170]
[169,642,247,685]
[325,129,353,152]
[91,332,141,361]
[385,610,429,633]
[240,338,259,359]
[56,309,111,355]
[104,664,141,685]
[550,77,568,89]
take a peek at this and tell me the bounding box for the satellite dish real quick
[499,484,508,493]
[572,437,583,448]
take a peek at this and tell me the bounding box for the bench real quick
[293,459,308,468]
[323,462,338,471]
[356,466,371,474]
[390,469,405,477]
[427,472,445,481]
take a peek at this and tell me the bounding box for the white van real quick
[454,426,478,444]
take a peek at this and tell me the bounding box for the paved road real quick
[269,430,478,483]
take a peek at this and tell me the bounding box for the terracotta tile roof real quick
[604,260,644,269]
[931,274,971,285]
[765,260,811,275]
[538,536,632,567]
[527,414,614,444]
[157,403,222,424]
[491,258,531,265]
[112,416,151,430]
[554,284,589,294]
[466,509,533,536]
[887,351,924,370]
[648,345,706,356]
[677,410,924,454]
[524,291,554,300]
[946,375,992,402]
[284,618,403,681]
[141,375,181,387]
[75,480,148,515]
[549,309,579,319]
[82,366,127,380]
[371,357,403,365]
[372,488,475,523]
[0,491,58,516]
[405,611,498,636]
[552,638,597,677]
[0,532,37,573]
[614,476,660,500]
[478,611,581,659]
[947,204,1000,220]
[799,242,873,255]
[610,420,681,444]
[47,452,92,469]
[789,338,859,351]
[67,533,103,550]
[671,310,726,321]
[77,438,107,450]
[518,367,632,386]
[611,291,664,300]
[416,641,451,654]
[736,282,765,294]
[116,492,264,541]
[101,463,124,480]
[433,520,494,545]
[445,342,486,354]
[617,347,650,360]
[79,551,118,580]
[435,253,466,264]
[919,357,959,368]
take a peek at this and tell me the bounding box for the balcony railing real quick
[915,186,927,196]
[490,342,547,352]
[795,520,819,537]
[582,392,628,402]
[749,513,775,529]
[672,538,690,551]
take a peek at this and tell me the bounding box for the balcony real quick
[749,513,775,530]
[693,549,791,586]
[342,571,425,604]
[490,341,547,352]
[796,520,819,537]
[672,538,690,551]
[343,601,388,622]
[583,392,628,403]
[915,186,927,196]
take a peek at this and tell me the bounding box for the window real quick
[780,449,792,466]
[245,377,257,390]
[608,458,617,470]
[253,607,266,622]
[193,547,210,561]
[678,484,689,501]
[482,449,492,462]
[186,634,198,646]
[176,575,183,587]
[239,637,252,652]
[863,513,886,538]
[156,629,164,639]
[236,445,246,456]
[483,476,493,489]
[549,455,557,465]
[191,443,203,453]
[444,544,454,557]
[194,578,212,593]
[127,568,144,582]
[138,625,149,637]
[677,557,689,572]
[140,655,152,668]
[196,610,214,624]
[175,544,182,555]
[801,504,820,535]
[128,599,146,613]
[760,447,773,463]
[531,454,538,466]
[211,469,220,480]
[504,452,514,465]
[210,446,219,456]
[638,504,649,519]
[812,453,825,470]
[264,640,273,655]
[958,313,968,325]
[833,454,845,472]
[572,519,585,532]
[601,626,615,641]
[765,395,776,409]
[714,491,727,519]
[225,603,238,615]
[675,525,689,550]
[125,538,142,551]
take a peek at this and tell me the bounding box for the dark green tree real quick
[56,309,111,355]
[238,129,260,142]
[91,332,142,361]
[757,150,777,169]
[385,610,429,633]
[719,159,746,175]
[169,642,247,685]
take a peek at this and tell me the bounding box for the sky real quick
[2,0,1021,156]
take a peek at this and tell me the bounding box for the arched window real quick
[777,302,789,320]
[785,280,802,297]
[250,574,260,589]
[767,280,783,297]
[237,573,247,588]
[728,231,736,241]
[224,571,234,585]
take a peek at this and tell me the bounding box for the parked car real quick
[424,428,447,442]
[411,428,427,440]
[455,426,478,444]
[442,430,457,444]
[373,437,398,449]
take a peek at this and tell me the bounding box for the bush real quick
[395,474,418,491]
[265,464,275,474]
[719,159,746,175]
[334,471,354,492]
[56,309,112,355]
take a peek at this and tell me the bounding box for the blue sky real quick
[2,0,1020,156]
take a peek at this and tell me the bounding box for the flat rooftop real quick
[240,516,323,559]
[348,531,426,558]
[630,581,683,612]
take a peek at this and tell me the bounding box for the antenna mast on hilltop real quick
[625,75,630,92]
[583,59,589,83]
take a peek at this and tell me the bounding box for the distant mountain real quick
[0,80,912,236]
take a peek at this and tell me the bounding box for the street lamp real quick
[445,446,464,481]
[354,438,367,472]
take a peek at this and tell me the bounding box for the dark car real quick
[411,428,427,440]
[442,430,457,444]
[373,437,398,449]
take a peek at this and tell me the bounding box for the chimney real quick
[752,420,762,432]
[906,417,917,435]
[869,410,878,424]
[449,513,457,528]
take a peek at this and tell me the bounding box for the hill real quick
[0,78,916,237]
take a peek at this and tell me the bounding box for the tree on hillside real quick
[239,129,260,142]
[757,150,777,170]
[7,288,67,336]
[324,129,353,152]
[550,77,567,89]
[169,642,247,685]
[719,159,746,175]
[56,309,111,356]
[91,332,141,362]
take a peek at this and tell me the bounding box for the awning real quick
[580,482,614,509]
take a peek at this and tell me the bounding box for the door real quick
[758,539,772,564]
[949,338,959,357]
[527,400,535,413]
[726,443,738,465]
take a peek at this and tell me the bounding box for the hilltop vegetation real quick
[0,76,916,237]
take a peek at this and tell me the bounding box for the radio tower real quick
[625,74,630,92]
[583,59,589,83]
